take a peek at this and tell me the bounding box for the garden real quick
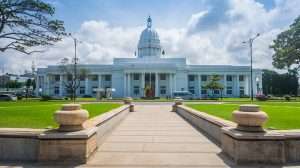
[0,100,121,128]
[187,101,300,130]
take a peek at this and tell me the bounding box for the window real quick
[54,75,60,82]
[201,75,207,81]
[92,86,97,94]
[240,86,245,96]
[54,86,59,95]
[80,87,85,94]
[226,86,232,95]
[188,75,195,82]
[91,75,98,81]
[201,89,207,94]
[133,74,139,80]
[214,90,220,94]
[160,86,166,94]
[226,75,232,81]
[239,75,244,82]
[160,74,166,80]
[105,75,111,81]
[188,86,195,94]
[80,75,85,81]
[133,86,139,95]
[67,74,72,81]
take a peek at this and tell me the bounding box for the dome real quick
[137,16,162,58]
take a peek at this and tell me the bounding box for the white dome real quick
[137,16,161,58]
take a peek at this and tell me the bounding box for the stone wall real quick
[0,105,129,163]
[177,105,300,164]
[176,105,235,144]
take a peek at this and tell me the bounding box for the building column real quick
[141,72,145,97]
[46,75,50,95]
[127,73,131,97]
[59,74,63,97]
[155,72,159,97]
[223,74,227,97]
[198,74,202,98]
[98,74,102,88]
[173,74,177,92]
[85,76,89,95]
[236,74,240,97]
[169,73,173,97]
[123,73,126,97]
[35,76,39,96]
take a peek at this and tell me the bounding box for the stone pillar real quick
[85,76,89,95]
[155,72,159,97]
[172,97,183,112]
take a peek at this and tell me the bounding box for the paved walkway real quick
[86,105,232,167]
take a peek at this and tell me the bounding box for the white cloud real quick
[0,0,299,74]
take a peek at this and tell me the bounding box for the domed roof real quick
[137,16,162,58]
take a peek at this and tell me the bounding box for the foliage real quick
[203,74,224,98]
[262,69,299,96]
[284,95,291,101]
[187,102,300,130]
[271,16,300,71]
[255,94,268,101]
[40,95,52,101]
[5,80,22,88]
[0,0,66,54]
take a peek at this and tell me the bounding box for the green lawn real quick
[0,101,121,129]
[187,102,300,130]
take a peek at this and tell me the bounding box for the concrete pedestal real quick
[221,127,285,164]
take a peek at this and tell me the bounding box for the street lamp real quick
[243,33,260,101]
[68,33,82,102]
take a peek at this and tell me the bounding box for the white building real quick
[36,17,262,98]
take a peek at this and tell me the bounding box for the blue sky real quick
[1,0,300,73]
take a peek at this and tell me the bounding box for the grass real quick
[0,101,121,129]
[187,102,300,130]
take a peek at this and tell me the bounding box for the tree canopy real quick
[0,0,66,54]
[262,69,298,96]
[271,16,300,71]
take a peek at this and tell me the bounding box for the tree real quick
[271,16,300,71]
[262,69,298,96]
[59,58,88,101]
[0,0,66,54]
[204,75,224,98]
[25,78,34,98]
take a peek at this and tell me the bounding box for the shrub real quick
[284,95,291,101]
[40,95,52,101]
[256,94,268,101]
[83,95,92,98]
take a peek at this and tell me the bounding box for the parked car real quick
[173,91,194,100]
[0,94,17,101]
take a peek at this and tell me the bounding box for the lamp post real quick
[69,33,82,102]
[243,33,260,101]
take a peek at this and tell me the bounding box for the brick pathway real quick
[86,105,232,167]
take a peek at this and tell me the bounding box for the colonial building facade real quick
[36,17,262,98]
